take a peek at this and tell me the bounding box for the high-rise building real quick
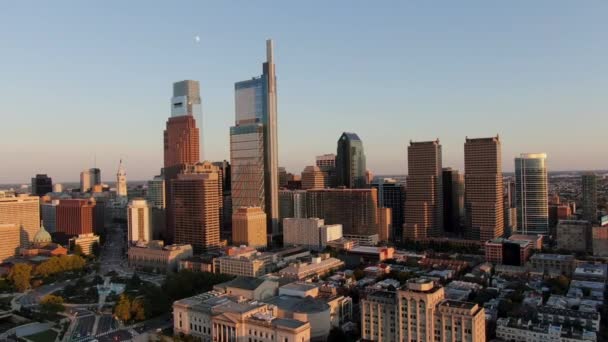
[316,153,336,187]
[171,172,220,253]
[306,188,378,238]
[213,160,233,235]
[41,199,60,233]
[56,199,95,237]
[372,178,406,240]
[515,153,549,235]
[278,167,288,188]
[582,173,598,224]
[0,224,20,262]
[377,207,392,242]
[232,40,280,237]
[232,207,267,249]
[403,140,443,241]
[335,132,366,188]
[128,199,152,244]
[283,218,342,251]
[442,167,463,235]
[31,174,52,196]
[301,166,326,190]
[0,194,40,247]
[147,175,166,209]
[279,190,307,224]
[164,80,201,168]
[53,183,63,193]
[79,168,101,193]
[464,136,504,241]
[116,159,128,198]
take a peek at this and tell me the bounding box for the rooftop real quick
[265,295,329,314]
[439,300,478,310]
[216,276,268,291]
[530,253,575,261]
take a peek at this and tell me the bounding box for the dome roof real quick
[33,222,52,244]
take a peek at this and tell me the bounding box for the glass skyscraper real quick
[231,40,279,237]
[335,132,367,188]
[515,153,548,235]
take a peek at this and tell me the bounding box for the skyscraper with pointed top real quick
[231,40,279,238]
[116,159,128,198]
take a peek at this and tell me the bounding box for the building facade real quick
[316,153,336,187]
[232,40,279,237]
[171,172,220,253]
[371,178,406,241]
[464,136,504,241]
[282,218,342,251]
[31,174,52,196]
[127,199,152,244]
[404,140,443,241]
[515,153,549,235]
[335,132,366,188]
[442,168,463,235]
[0,224,20,262]
[301,166,326,190]
[56,199,94,236]
[128,240,193,273]
[116,159,128,198]
[0,194,41,247]
[556,219,592,252]
[581,173,598,224]
[232,207,268,249]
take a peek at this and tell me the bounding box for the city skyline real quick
[2,2,608,183]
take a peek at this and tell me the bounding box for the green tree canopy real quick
[9,263,32,292]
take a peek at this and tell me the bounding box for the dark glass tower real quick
[372,178,406,239]
[442,168,463,235]
[335,132,366,189]
[31,174,53,196]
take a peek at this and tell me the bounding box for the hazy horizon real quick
[2,1,607,183]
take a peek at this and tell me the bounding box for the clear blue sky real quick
[1,1,606,183]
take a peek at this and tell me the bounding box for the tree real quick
[114,294,132,322]
[131,298,146,321]
[8,263,32,292]
[40,294,65,313]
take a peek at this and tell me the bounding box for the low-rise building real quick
[537,306,600,332]
[213,253,272,278]
[283,218,342,251]
[128,240,193,273]
[278,256,344,280]
[485,238,532,266]
[592,226,608,257]
[528,254,576,276]
[173,292,311,342]
[557,220,592,252]
[213,276,278,301]
[69,233,100,256]
[573,263,607,283]
[179,255,216,273]
[496,317,596,342]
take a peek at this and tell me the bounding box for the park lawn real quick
[24,329,57,342]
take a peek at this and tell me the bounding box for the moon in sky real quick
[194,35,200,43]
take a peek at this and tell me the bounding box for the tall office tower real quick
[335,132,367,188]
[582,173,598,224]
[503,178,517,235]
[306,188,378,238]
[41,199,60,233]
[465,136,504,241]
[171,172,220,253]
[213,160,233,235]
[232,207,267,249]
[0,224,20,262]
[515,153,549,235]
[403,140,443,241]
[90,168,101,186]
[372,178,406,240]
[279,190,307,224]
[316,153,336,187]
[398,279,445,341]
[377,207,392,242]
[164,80,201,168]
[147,175,166,209]
[116,159,128,198]
[127,199,152,244]
[31,174,52,196]
[0,194,40,247]
[442,168,463,235]
[232,40,279,237]
[80,169,92,192]
[53,183,63,193]
[162,80,202,242]
[278,167,288,188]
[365,170,374,185]
[301,166,326,190]
[56,199,94,236]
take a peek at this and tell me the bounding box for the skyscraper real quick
[116,159,128,198]
[147,175,166,209]
[171,172,220,253]
[31,174,52,196]
[231,40,279,237]
[163,80,202,243]
[403,140,443,241]
[316,153,336,187]
[335,132,366,188]
[0,194,40,247]
[371,178,406,240]
[56,199,95,237]
[582,173,598,224]
[301,165,326,189]
[515,153,549,235]
[232,207,267,249]
[465,136,504,241]
[127,199,151,244]
[442,167,463,235]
